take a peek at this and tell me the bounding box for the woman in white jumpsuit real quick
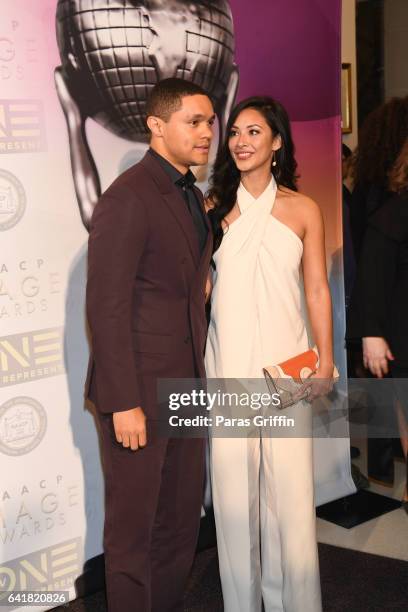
[205,97,334,612]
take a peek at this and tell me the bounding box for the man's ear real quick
[146,115,164,138]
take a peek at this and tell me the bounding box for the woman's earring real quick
[272,151,277,167]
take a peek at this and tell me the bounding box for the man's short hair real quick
[146,78,209,122]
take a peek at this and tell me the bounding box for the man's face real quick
[159,94,215,170]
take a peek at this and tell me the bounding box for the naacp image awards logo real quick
[0,168,26,230]
[0,396,47,456]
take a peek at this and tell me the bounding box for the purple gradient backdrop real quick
[229,0,341,121]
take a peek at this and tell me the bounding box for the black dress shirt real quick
[148,148,208,255]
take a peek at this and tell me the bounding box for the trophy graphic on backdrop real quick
[55,0,239,230]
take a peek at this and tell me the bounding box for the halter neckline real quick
[238,176,276,213]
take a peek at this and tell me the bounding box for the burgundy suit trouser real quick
[97,413,205,612]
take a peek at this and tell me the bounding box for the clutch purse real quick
[263,346,339,409]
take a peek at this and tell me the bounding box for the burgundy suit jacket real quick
[85,152,212,416]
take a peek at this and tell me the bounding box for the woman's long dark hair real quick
[207,96,299,252]
[353,96,408,188]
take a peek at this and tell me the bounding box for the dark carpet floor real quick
[54,543,408,612]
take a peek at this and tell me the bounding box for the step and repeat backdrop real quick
[0,1,353,609]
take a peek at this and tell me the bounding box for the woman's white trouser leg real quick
[260,422,322,612]
[211,436,262,612]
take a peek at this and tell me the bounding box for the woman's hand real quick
[362,337,394,378]
[296,365,335,402]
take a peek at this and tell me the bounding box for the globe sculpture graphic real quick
[56,0,236,141]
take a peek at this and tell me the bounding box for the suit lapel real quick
[163,190,201,266]
[140,153,201,267]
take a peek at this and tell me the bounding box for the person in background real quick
[348,97,408,507]
[342,142,370,485]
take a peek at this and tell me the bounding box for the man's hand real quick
[113,407,147,451]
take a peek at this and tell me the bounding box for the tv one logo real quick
[0,537,82,595]
[0,100,46,154]
[0,327,65,387]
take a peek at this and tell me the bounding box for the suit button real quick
[184,336,191,344]
[181,257,187,264]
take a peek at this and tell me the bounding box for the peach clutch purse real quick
[263,346,339,409]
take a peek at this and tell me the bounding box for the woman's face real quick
[228,108,281,174]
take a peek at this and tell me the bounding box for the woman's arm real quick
[301,198,334,395]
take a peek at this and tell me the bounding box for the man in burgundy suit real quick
[85,78,215,611]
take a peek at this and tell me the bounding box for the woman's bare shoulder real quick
[277,187,321,218]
